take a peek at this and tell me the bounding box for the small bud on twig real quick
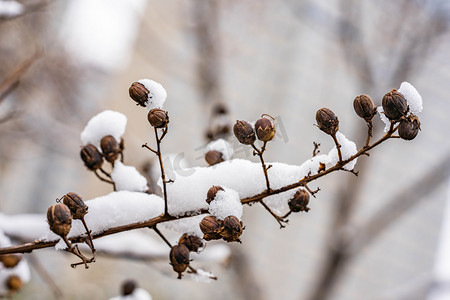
[205,150,224,166]
[398,115,421,140]
[179,234,205,253]
[288,189,310,212]
[100,135,121,163]
[169,244,190,279]
[200,215,223,241]
[80,144,103,171]
[6,275,22,293]
[0,254,21,268]
[122,280,136,296]
[316,108,339,135]
[353,95,376,121]
[147,108,169,128]
[220,215,244,243]
[382,90,408,121]
[47,203,72,237]
[233,120,256,145]
[206,185,224,204]
[255,115,275,142]
[129,82,149,107]
[62,192,88,220]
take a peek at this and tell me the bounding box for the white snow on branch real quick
[109,288,152,300]
[398,81,423,115]
[209,187,243,220]
[112,161,148,192]
[189,269,216,283]
[0,0,24,18]
[0,230,30,296]
[80,110,127,150]
[205,139,234,161]
[137,79,167,110]
[377,106,391,133]
[327,132,358,170]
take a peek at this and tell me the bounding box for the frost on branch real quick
[0,79,424,285]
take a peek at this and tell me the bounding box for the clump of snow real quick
[162,215,205,238]
[398,81,423,115]
[109,288,152,300]
[191,243,231,263]
[80,110,127,149]
[0,230,30,296]
[205,139,233,161]
[112,161,148,192]
[377,106,391,132]
[208,187,243,220]
[0,0,24,18]
[138,79,167,110]
[327,132,358,170]
[189,269,215,283]
[36,191,164,245]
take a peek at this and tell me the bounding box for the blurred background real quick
[0,0,450,299]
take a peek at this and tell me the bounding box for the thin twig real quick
[331,133,343,163]
[94,170,116,191]
[364,120,373,147]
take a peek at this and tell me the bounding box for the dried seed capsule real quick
[122,280,136,296]
[147,108,169,128]
[255,116,275,142]
[288,189,310,212]
[206,185,224,204]
[233,120,256,145]
[353,95,376,121]
[47,203,72,237]
[316,108,339,135]
[205,150,224,166]
[200,215,222,241]
[62,192,88,220]
[382,90,408,121]
[6,275,22,293]
[80,144,103,171]
[169,244,190,279]
[0,254,22,268]
[100,135,121,163]
[398,115,421,140]
[129,82,149,107]
[220,215,244,243]
[179,234,205,253]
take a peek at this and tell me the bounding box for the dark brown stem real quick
[154,127,170,216]
[313,142,321,157]
[152,225,172,248]
[364,120,373,147]
[331,133,343,163]
[94,170,116,191]
[81,217,96,259]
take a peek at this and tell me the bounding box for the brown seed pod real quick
[169,244,190,279]
[121,280,137,296]
[353,95,376,121]
[288,189,310,213]
[6,275,22,293]
[129,82,149,107]
[47,203,72,237]
[0,254,22,268]
[398,115,421,140]
[316,108,339,135]
[100,135,121,163]
[206,185,224,204]
[233,120,256,145]
[62,192,88,220]
[199,215,223,241]
[255,116,275,142]
[80,144,103,171]
[382,90,408,121]
[147,108,169,128]
[220,215,244,243]
[205,150,224,166]
[179,234,205,253]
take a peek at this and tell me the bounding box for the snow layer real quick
[0,0,24,18]
[189,269,216,283]
[109,288,152,300]
[377,106,391,132]
[398,82,423,115]
[0,230,30,296]
[205,139,234,161]
[80,110,127,149]
[112,161,148,192]
[209,187,243,220]
[138,79,167,110]
[327,132,358,170]
[36,191,164,246]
